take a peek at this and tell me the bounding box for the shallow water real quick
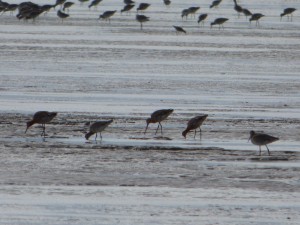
[0,0,300,224]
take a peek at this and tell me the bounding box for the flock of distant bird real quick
[25,110,279,156]
[0,0,297,31]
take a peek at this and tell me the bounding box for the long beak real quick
[25,126,29,133]
[247,137,251,142]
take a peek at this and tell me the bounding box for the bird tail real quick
[85,131,95,140]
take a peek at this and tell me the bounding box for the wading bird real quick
[210,17,228,29]
[25,111,57,137]
[136,14,149,30]
[248,130,279,156]
[144,109,173,135]
[280,8,296,21]
[182,114,208,139]
[85,120,113,141]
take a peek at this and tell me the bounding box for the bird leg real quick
[259,146,261,156]
[194,130,197,139]
[100,132,103,140]
[94,133,98,141]
[265,145,271,156]
[155,123,160,135]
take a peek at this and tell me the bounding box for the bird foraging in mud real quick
[173,25,186,34]
[85,120,113,141]
[248,130,279,156]
[210,17,229,29]
[25,111,57,137]
[136,14,149,30]
[144,109,173,135]
[182,114,208,139]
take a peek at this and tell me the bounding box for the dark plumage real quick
[99,10,117,23]
[163,0,171,6]
[144,109,173,135]
[249,13,264,26]
[242,8,252,19]
[233,0,243,18]
[198,13,208,25]
[188,6,200,18]
[88,0,102,9]
[63,2,74,12]
[85,120,113,140]
[210,17,228,29]
[182,115,208,139]
[25,111,57,137]
[57,10,69,22]
[137,3,150,12]
[280,8,296,21]
[181,8,190,20]
[136,14,149,30]
[124,0,135,5]
[249,130,279,156]
[210,0,222,9]
[121,4,135,14]
[173,25,186,34]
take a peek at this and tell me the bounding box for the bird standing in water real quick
[248,130,279,156]
[144,109,173,135]
[25,111,57,137]
[182,114,208,139]
[85,120,113,141]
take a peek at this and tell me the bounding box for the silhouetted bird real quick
[124,0,135,5]
[242,8,252,19]
[198,13,208,26]
[88,0,102,9]
[25,111,57,137]
[41,4,55,15]
[163,0,171,6]
[280,8,296,21]
[144,109,174,135]
[85,120,113,141]
[63,2,74,12]
[137,3,150,12]
[55,0,66,9]
[136,14,149,30]
[121,4,135,14]
[182,114,208,139]
[173,25,186,34]
[249,13,264,26]
[210,0,222,9]
[211,17,228,29]
[99,10,117,23]
[249,130,279,156]
[181,8,190,20]
[233,0,243,18]
[188,6,200,18]
[57,10,69,22]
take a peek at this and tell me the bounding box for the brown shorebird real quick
[248,130,279,156]
[173,25,186,34]
[242,8,252,19]
[198,13,208,26]
[188,6,200,18]
[137,3,150,12]
[233,0,243,18]
[181,9,190,20]
[88,0,102,10]
[25,111,57,137]
[210,17,228,29]
[85,120,113,141]
[249,13,264,26]
[136,14,149,30]
[280,8,296,21]
[121,4,135,15]
[99,10,117,23]
[163,0,171,6]
[57,10,69,22]
[182,114,208,139]
[124,0,135,5]
[210,0,222,9]
[63,2,74,12]
[144,109,174,135]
